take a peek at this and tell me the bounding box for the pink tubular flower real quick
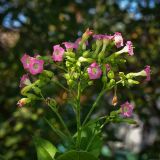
[87,62,102,79]
[121,101,134,118]
[62,42,76,50]
[103,35,114,40]
[29,58,44,75]
[93,34,104,40]
[19,74,31,88]
[20,54,31,69]
[113,32,123,48]
[124,41,134,56]
[52,45,65,62]
[144,65,151,81]
[105,64,111,72]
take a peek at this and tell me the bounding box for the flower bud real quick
[65,51,75,58]
[107,70,115,79]
[82,28,93,42]
[43,70,54,78]
[67,79,74,86]
[82,50,90,58]
[112,95,118,106]
[88,81,93,86]
[128,79,139,85]
[17,98,31,107]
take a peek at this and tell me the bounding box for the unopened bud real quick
[112,95,118,106]
[17,98,31,107]
[108,70,115,79]
[128,79,139,85]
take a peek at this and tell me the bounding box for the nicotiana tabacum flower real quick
[52,45,65,62]
[126,65,151,82]
[116,41,134,56]
[62,42,76,51]
[87,62,102,79]
[29,58,44,75]
[121,101,134,117]
[21,54,44,75]
[19,29,151,160]
[19,74,31,88]
[113,32,124,48]
[21,54,31,69]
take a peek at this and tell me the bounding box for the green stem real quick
[82,87,107,126]
[76,81,81,149]
[40,92,72,139]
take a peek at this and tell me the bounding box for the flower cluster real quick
[19,28,151,116]
[21,54,44,75]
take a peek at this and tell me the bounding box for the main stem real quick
[76,82,81,149]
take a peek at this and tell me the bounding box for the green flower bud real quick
[64,73,70,80]
[43,70,54,78]
[67,79,74,86]
[128,79,139,85]
[82,50,90,57]
[108,70,115,79]
[88,81,93,86]
[66,61,71,67]
[65,52,75,58]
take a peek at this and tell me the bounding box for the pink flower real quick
[20,54,31,69]
[19,74,31,88]
[93,34,104,40]
[105,64,111,72]
[93,34,114,41]
[113,32,123,48]
[121,101,134,118]
[144,65,151,81]
[62,42,76,50]
[52,45,65,62]
[103,35,114,40]
[87,62,102,79]
[124,41,134,56]
[29,58,44,75]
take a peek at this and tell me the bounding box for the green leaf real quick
[34,137,57,160]
[80,123,102,158]
[56,150,98,160]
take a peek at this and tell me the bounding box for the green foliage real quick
[56,150,98,160]
[34,137,57,160]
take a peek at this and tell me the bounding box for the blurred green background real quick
[0,0,160,159]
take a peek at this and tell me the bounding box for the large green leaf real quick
[34,137,57,160]
[56,150,98,160]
